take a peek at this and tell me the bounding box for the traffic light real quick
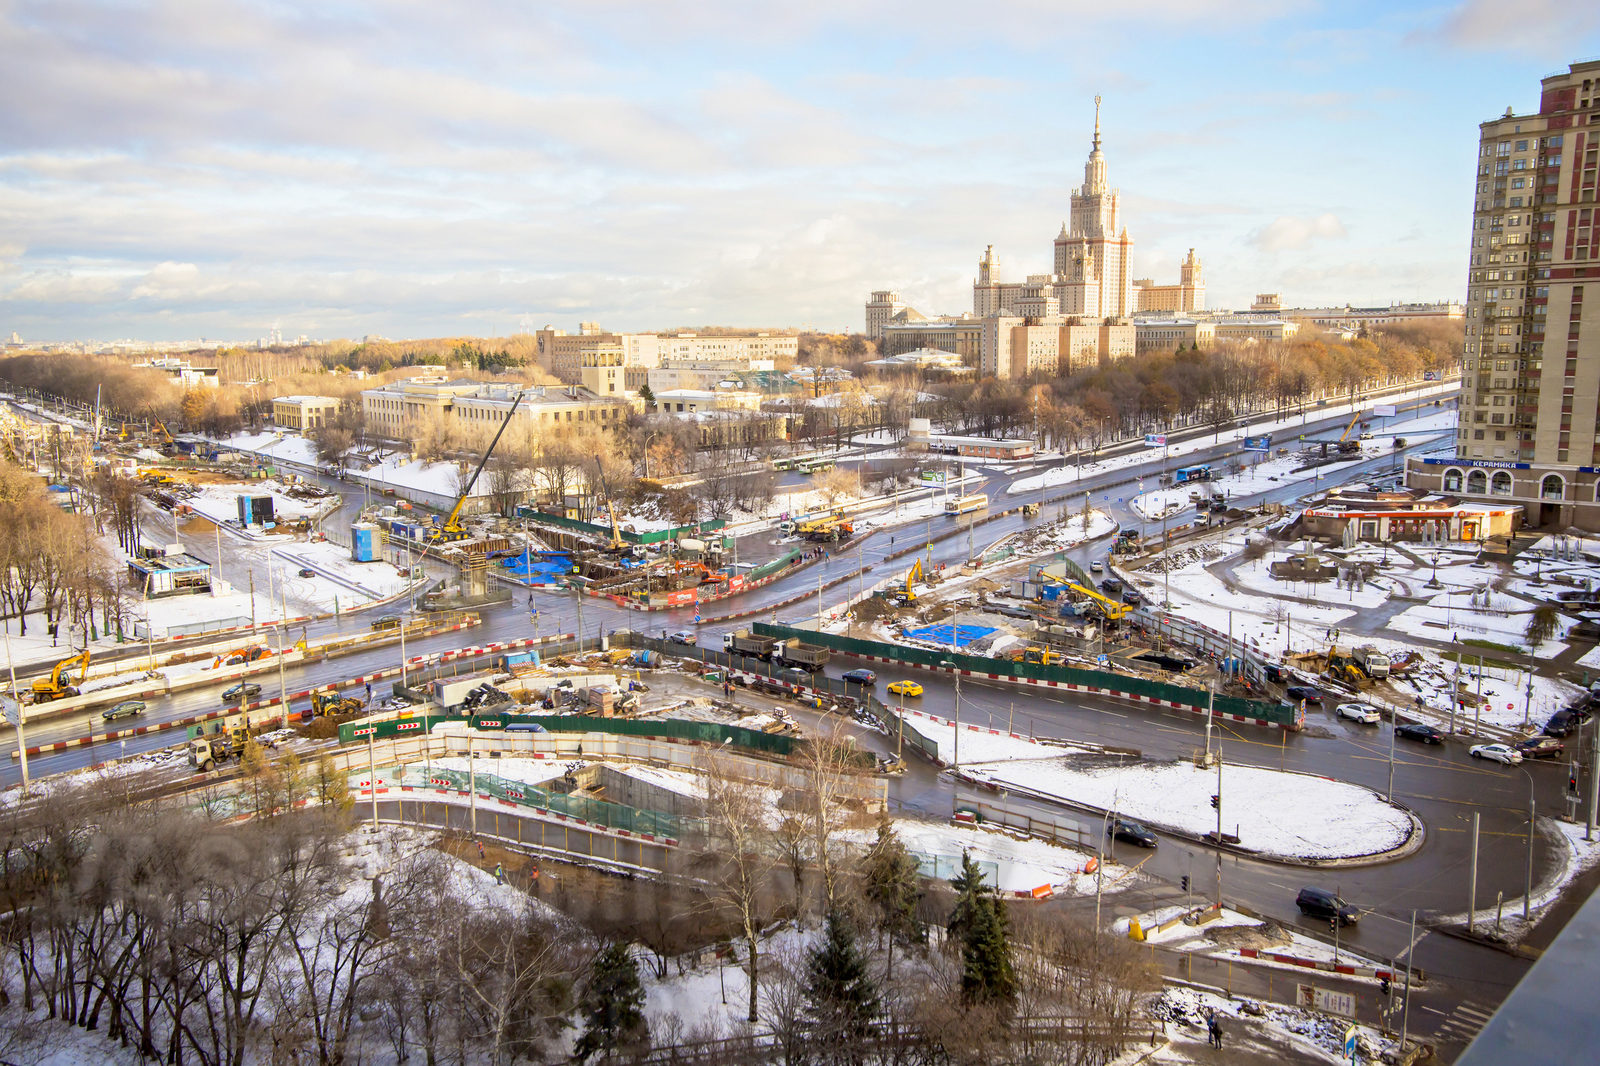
[1380,977,1391,996]
[1571,767,1580,794]
[1210,795,1220,810]
[1180,876,1190,892]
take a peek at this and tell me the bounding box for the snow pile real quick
[839,818,1126,897]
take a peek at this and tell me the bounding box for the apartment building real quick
[657,332,794,364]
[1283,302,1464,329]
[979,316,1136,378]
[533,323,661,385]
[1407,58,1600,530]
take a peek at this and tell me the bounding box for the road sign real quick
[1,696,18,727]
[1144,434,1167,447]
[1344,1025,1358,1059]
[1297,983,1356,1018]
[1243,435,1272,452]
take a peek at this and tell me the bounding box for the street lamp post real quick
[1520,767,1536,922]
[940,659,962,808]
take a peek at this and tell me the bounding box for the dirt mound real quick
[1207,921,1291,951]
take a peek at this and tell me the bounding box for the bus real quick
[944,494,988,516]
[1174,465,1212,484]
[799,459,835,474]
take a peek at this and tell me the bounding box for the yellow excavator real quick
[896,559,925,605]
[426,389,526,545]
[32,650,92,702]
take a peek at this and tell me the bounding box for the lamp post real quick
[1520,767,1536,922]
[940,659,962,805]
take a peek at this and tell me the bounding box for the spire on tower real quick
[1093,94,1101,152]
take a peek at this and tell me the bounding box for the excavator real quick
[895,559,925,606]
[426,389,525,546]
[1011,646,1062,667]
[212,644,269,669]
[31,650,92,702]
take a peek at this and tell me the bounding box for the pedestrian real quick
[365,682,373,703]
[1205,1010,1217,1049]
[476,840,485,862]
[494,862,505,885]
[1212,1016,1223,1050]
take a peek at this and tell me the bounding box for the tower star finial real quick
[1093,95,1101,150]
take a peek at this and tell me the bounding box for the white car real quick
[1336,702,1381,725]
[1470,743,1523,765]
[1090,560,1104,573]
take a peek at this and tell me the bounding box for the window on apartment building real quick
[1517,140,1529,151]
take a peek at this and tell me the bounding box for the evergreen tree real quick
[575,942,649,1061]
[960,894,1017,1005]
[862,819,922,979]
[805,911,881,1044]
[946,849,987,943]
[638,381,656,409]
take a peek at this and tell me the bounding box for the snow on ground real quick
[638,924,817,1039]
[222,430,322,468]
[892,710,1093,763]
[1111,905,1392,980]
[949,734,1413,861]
[185,479,333,527]
[839,817,1131,897]
[1147,985,1399,1066]
[355,455,468,499]
[1383,592,1571,658]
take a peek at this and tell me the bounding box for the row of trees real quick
[0,461,128,641]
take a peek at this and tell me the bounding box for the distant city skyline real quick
[1,0,1597,343]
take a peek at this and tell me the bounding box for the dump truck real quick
[723,629,779,660]
[188,734,237,772]
[1353,645,1391,680]
[774,640,831,671]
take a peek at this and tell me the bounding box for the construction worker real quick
[494,862,505,885]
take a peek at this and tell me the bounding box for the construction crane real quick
[426,389,526,545]
[1065,582,1129,621]
[31,650,92,702]
[1338,411,1361,443]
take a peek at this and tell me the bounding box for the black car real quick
[1395,722,1444,745]
[841,669,877,686]
[1286,685,1323,705]
[1107,819,1158,848]
[1295,886,1360,926]
[1100,577,1124,594]
[1122,589,1144,606]
[1545,710,1580,738]
[1264,664,1288,684]
[297,567,316,578]
[222,682,262,702]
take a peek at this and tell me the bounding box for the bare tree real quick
[696,755,780,1023]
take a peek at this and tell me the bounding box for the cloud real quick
[1249,213,1347,253]
[1408,0,1600,57]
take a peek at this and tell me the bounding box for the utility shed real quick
[128,553,213,598]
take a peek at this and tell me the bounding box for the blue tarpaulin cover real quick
[903,624,998,648]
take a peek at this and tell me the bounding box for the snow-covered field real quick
[185,479,333,528]
[839,817,1133,897]
[949,733,1414,861]
[1131,451,1372,520]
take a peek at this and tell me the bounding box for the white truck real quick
[1353,645,1391,680]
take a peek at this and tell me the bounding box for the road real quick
[0,384,1544,1058]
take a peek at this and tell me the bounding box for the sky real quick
[2,0,1599,344]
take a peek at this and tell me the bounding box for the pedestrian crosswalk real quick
[1432,1001,1494,1044]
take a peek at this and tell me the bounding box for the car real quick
[370,615,403,632]
[1107,819,1158,848]
[223,682,262,702]
[1358,432,1374,440]
[1100,577,1123,594]
[1295,886,1360,926]
[1517,736,1565,760]
[1470,742,1523,765]
[102,700,146,721]
[297,567,316,578]
[887,680,924,697]
[1264,664,1288,684]
[1286,685,1323,705]
[1122,589,1144,606]
[778,667,812,687]
[668,630,697,646]
[1544,710,1580,737]
[841,669,877,686]
[1336,702,1381,725]
[1090,560,1105,573]
[1395,722,1444,745]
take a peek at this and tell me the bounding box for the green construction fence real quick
[749,623,1295,728]
[514,508,727,546]
[339,711,798,755]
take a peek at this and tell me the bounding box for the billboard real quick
[1144,434,1167,448]
[1242,435,1272,452]
[1373,404,1397,417]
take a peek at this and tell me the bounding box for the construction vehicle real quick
[1353,645,1391,680]
[31,650,91,702]
[1065,583,1129,621]
[1325,646,1369,687]
[944,494,987,516]
[1013,647,1061,667]
[774,640,831,671]
[311,691,364,716]
[895,559,925,605]
[188,733,237,771]
[1021,502,1040,516]
[724,630,779,660]
[212,644,268,669]
[426,389,525,545]
[1338,410,1361,443]
[792,509,852,541]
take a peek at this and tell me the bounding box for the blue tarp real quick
[903,624,998,648]
[503,551,572,581]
